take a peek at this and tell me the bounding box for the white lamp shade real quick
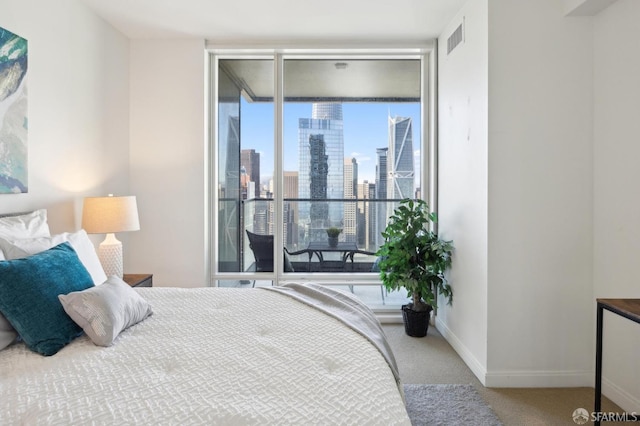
[82,196,140,234]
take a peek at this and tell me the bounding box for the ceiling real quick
[221,59,421,102]
[78,0,467,41]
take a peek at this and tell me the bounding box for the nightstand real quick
[122,274,153,288]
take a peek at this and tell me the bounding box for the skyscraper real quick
[283,171,299,247]
[387,116,415,200]
[375,147,388,200]
[283,171,299,201]
[375,147,388,247]
[343,157,358,243]
[240,149,260,198]
[357,180,376,250]
[298,102,344,242]
[308,134,329,238]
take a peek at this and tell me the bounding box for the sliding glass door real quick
[216,58,274,282]
[210,49,433,309]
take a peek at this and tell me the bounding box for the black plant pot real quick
[327,236,339,247]
[401,304,433,337]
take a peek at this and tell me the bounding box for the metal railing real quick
[217,197,407,274]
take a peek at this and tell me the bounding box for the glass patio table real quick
[306,241,359,271]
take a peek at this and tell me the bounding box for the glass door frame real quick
[207,44,438,298]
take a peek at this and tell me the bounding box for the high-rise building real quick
[283,171,299,247]
[283,171,299,201]
[240,166,248,200]
[240,149,260,198]
[387,116,415,200]
[241,148,267,238]
[385,116,415,243]
[357,180,376,250]
[375,148,388,200]
[308,134,329,242]
[343,158,358,243]
[375,147,388,247]
[298,102,344,243]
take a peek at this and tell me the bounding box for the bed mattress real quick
[0,287,410,425]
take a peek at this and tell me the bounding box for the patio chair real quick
[245,231,295,285]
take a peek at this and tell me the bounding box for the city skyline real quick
[236,102,419,252]
[239,99,421,185]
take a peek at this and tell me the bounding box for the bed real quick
[0,210,410,425]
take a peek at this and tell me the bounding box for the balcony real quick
[241,197,401,271]
[216,197,411,308]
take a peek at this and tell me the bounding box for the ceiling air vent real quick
[447,20,464,55]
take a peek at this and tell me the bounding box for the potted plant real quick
[376,199,454,337]
[326,227,342,247]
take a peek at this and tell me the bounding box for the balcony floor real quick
[289,260,375,273]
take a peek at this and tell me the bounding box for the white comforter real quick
[0,287,410,425]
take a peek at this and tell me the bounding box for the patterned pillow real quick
[0,242,94,356]
[59,276,153,347]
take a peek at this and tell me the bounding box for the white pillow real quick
[0,210,50,240]
[0,250,4,261]
[59,276,153,347]
[0,230,108,286]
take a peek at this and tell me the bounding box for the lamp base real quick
[98,233,123,279]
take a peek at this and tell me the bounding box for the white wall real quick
[593,0,640,412]
[486,0,594,386]
[0,2,207,285]
[436,0,489,383]
[0,0,130,233]
[438,0,596,388]
[128,40,206,287]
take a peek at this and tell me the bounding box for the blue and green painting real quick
[0,26,28,194]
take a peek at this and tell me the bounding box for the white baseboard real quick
[435,316,592,388]
[484,370,592,388]
[435,315,488,385]
[434,318,640,411]
[602,377,640,413]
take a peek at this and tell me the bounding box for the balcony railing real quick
[217,197,406,274]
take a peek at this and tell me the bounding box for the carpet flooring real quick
[404,384,503,425]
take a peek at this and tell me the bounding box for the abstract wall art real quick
[0,26,28,194]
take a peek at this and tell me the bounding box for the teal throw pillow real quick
[0,242,95,356]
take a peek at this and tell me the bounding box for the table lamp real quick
[82,195,140,279]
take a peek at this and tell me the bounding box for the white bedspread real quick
[0,287,410,425]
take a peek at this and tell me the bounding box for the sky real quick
[240,99,422,186]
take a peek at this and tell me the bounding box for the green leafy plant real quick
[376,199,454,312]
[326,227,342,238]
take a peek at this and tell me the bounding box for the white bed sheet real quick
[0,287,410,425]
